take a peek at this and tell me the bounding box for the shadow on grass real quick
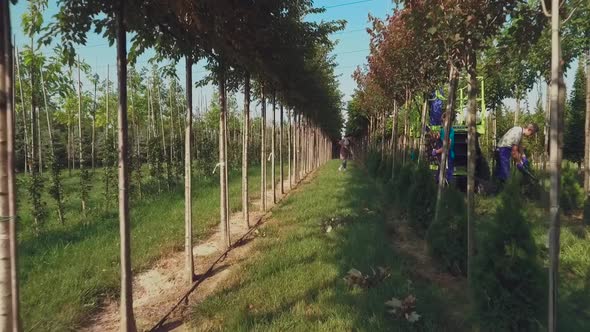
[192,161,466,331]
[559,265,590,331]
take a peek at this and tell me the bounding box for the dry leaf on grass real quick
[385,294,421,323]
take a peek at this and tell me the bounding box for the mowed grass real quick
[191,161,463,331]
[17,163,282,331]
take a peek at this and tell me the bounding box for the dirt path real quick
[83,174,311,332]
[386,215,470,328]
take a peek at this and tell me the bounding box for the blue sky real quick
[9,0,393,111]
[9,0,575,116]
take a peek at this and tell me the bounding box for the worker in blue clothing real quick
[494,123,539,182]
[432,112,455,183]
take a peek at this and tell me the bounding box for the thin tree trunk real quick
[260,89,266,211]
[403,99,409,165]
[36,107,42,173]
[77,58,86,212]
[391,100,398,179]
[106,65,110,142]
[218,68,230,249]
[435,64,459,223]
[184,57,194,285]
[585,51,590,193]
[0,12,13,329]
[92,77,97,170]
[544,83,550,171]
[1,7,17,329]
[67,119,72,174]
[242,73,250,227]
[293,112,297,184]
[466,55,478,281]
[116,2,137,329]
[156,82,168,180]
[368,116,372,149]
[288,109,292,189]
[548,1,563,329]
[381,111,387,161]
[14,46,28,173]
[271,93,276,204]
[280,104,284,195]
[514,92,520,126]
[30,38,37,176]
[418,96,428,163]
[223,89,229,245]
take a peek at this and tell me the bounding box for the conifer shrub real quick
[366,150,381,177]
[560,163,584,214]
[389,163,414,211]
[471,178,544,331]
[48,154,66,224]
[407,163,436,235]
[378,156,392,180]
[426,187,467,275]
[583,196,590,226]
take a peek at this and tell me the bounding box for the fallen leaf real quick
[385,297,402,309]
[407,312,421,323]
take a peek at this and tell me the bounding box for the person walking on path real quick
[494,123,539,183]
[338,137,352,171]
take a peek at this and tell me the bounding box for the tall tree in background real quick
[564,60,586,166]
[22,0,47,232]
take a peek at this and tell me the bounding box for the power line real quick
[324,0,374,9]
[333,28,367,35]
[336,48,369,55]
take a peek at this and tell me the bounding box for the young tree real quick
[541,0,567,329]
[218,66,230,249]
[242,73,250,227]
[115,0,137,328]
[184,57,194,286]
[0,2,16,329]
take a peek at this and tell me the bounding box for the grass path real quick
[190,161,464,331]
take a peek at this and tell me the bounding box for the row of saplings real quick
[366,150,546,331]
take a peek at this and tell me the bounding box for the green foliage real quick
[407,163,436,235]
[79,166,92,213]
[366,150,381,177]
[389,163,414,211]
[560,163,584,214]
[102,135,117,210]
[48,155,65,224]
[426,187,467,276]
[564,61,587,165]
[471,178,544,331]
[583,196,590,227]
[28,172,48,234]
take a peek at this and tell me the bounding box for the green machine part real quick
[457,77,487,135]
